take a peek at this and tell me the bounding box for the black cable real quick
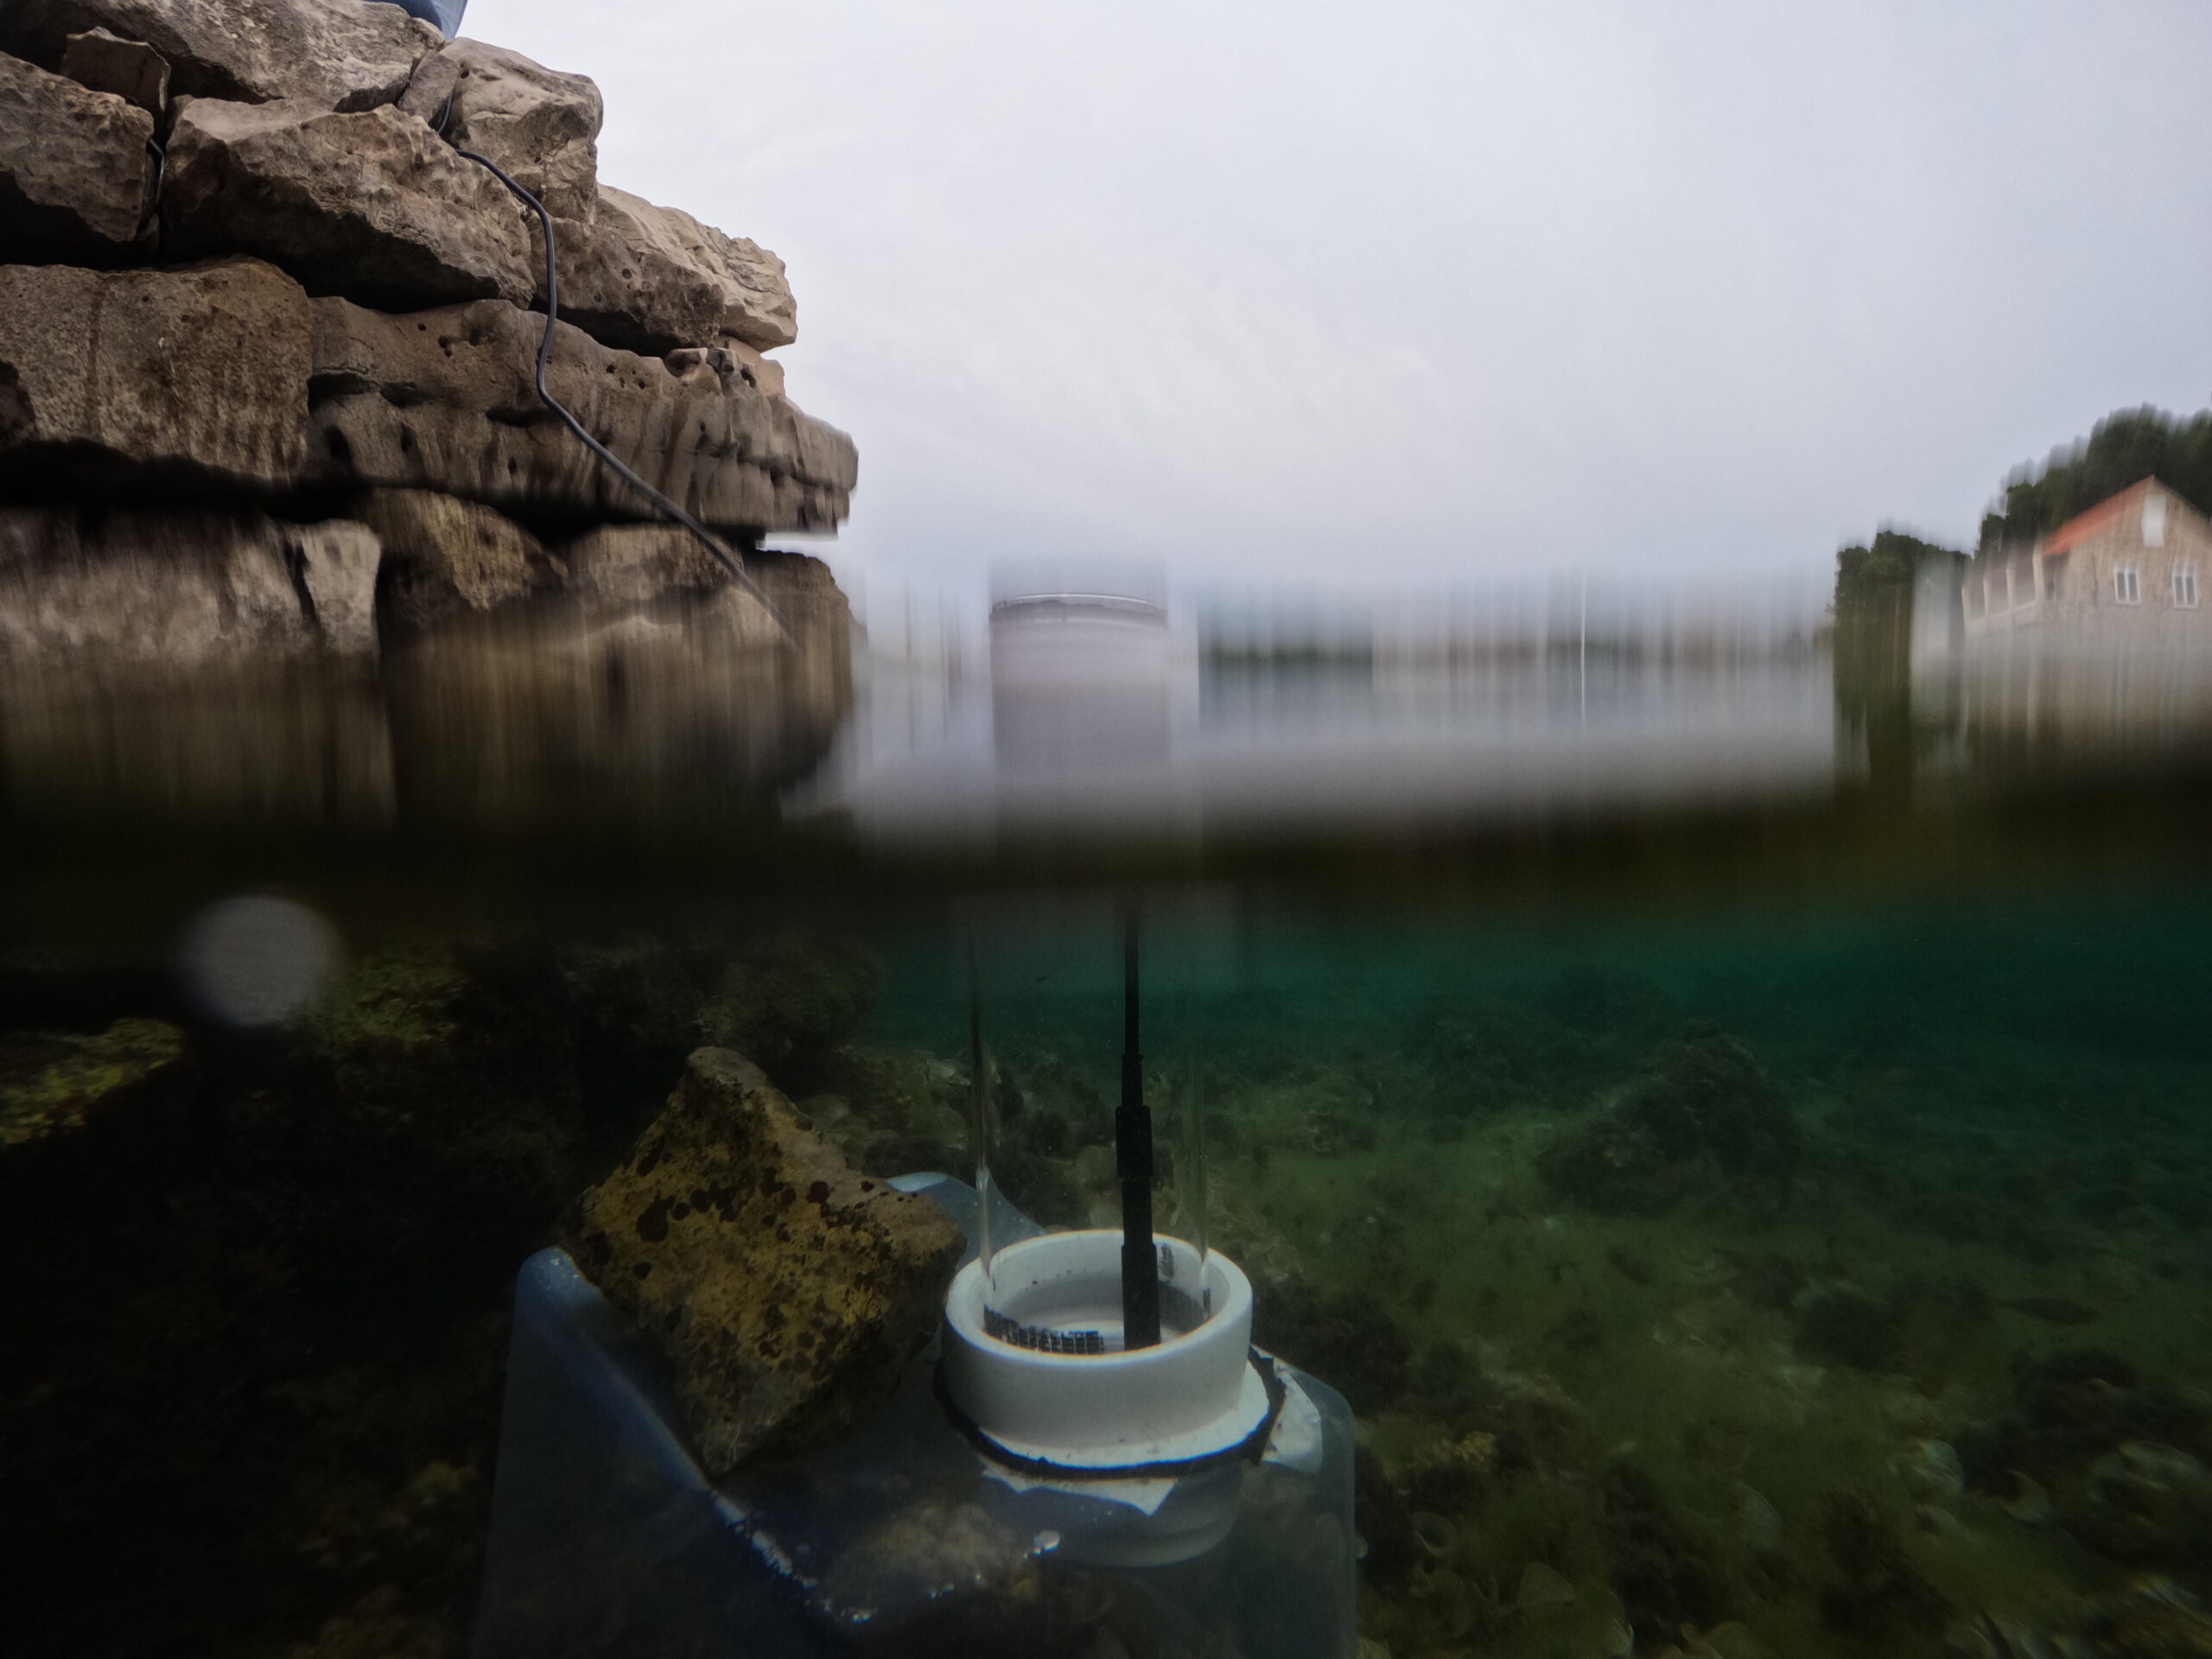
[1117,905,1162,1350]
[449,145,794,643]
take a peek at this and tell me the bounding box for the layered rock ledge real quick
[0,0,857,672]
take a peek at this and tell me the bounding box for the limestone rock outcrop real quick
[0,506,379,663]
[549,187,798,358]
[0,50,154,262]
[309,292,854,531]
[563,1049,964,1474]
[0,0,442,112]
[352,486,563,632]
[0,258,312,493]
[397,37,601,223]
[163,99,535,310]
[0,0,853,679]
[58,27,170,113]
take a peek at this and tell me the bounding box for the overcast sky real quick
[468,2,2212,604]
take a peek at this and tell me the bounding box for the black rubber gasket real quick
[933,1345,1291,1483]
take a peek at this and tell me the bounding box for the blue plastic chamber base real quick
[473,1177,1358,1657]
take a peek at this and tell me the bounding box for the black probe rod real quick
[1117,907,1162,1350]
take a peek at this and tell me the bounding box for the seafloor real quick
[7,891,2212,1657]
[868,899,2212,1659]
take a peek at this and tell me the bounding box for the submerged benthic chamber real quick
[474,1185,1354,1656]
[474,897,1358,1657]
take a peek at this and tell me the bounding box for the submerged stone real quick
[0,1016,186,1152]
[563,1047,963,1474]
[1535,1030,1800,1216]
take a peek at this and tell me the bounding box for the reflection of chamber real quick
[990,593,1172,770]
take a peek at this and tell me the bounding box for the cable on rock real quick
[447,143,795,645]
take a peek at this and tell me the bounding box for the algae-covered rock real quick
[289,940,582,1281]
[1250,1269,1412,1414]
[1418,995,1593,1119]
[1535,1029,1800,1216]
[0,1016,186,1151]
[697,929,881,1092]
[563,1047,963,1474]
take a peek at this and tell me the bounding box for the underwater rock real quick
[1404,1427,1499,1516]
[0,1017,187,1155]
[697,930,881,1096]
[1793,1286,1905,1373]
[1957,1349,2212,1497]
[396,36,602,224]
[1353,1440,1420,1589]
[0,257,314,495]
[163,97,535,313]
[1492,1565,1636,1659]
[0,49,153,262]
[1535,1030,1800,1217]
[1816,1492,1949,1641]
[1403,1339,1590,1477]
[290,939,588,1282]
[1249,1270,1412,1414]
[1417,994,1593,1118]
[0,0,442,113]
[1600,1455,1731,1644]
[1898,1438,1967,1500]
[2075,1575,2212,1656]
[2068,1441,2212,1577]
[563,1047,963,1474]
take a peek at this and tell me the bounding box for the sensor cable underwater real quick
[444,138,795,644]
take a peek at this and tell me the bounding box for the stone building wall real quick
[1966,479,2212,645]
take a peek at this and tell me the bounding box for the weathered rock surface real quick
[310,293,855,533]
[0,0,442,112]
[0,10,852,692]
[0,258,851,537]
[0,50,153,262]
[550,186,798,357]
[0,258,312,493]
[60,27,169,112]
[564,1048,963,1474]
[352,487,563,632]
[559,522,733,613]
[0,505,379,663]
[397,37,602,223]
[163,98,534,311]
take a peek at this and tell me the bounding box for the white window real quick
[2144,491,2168,547]
[2114,564,2141,604]
[2177,564,2200,608]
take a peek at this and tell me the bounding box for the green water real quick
[6,640,2212,1657]
[863,892,2212,1657]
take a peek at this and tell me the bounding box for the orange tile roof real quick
[2044,477,2158,555]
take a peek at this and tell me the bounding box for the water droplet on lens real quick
[178,895,340,1027]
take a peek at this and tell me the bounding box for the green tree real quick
[1978,407,2212,556]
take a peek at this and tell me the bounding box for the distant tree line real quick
[1977,406,2212,556]
[1833,529,1958,621]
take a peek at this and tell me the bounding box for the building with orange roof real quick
[1965,477,2212,641]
